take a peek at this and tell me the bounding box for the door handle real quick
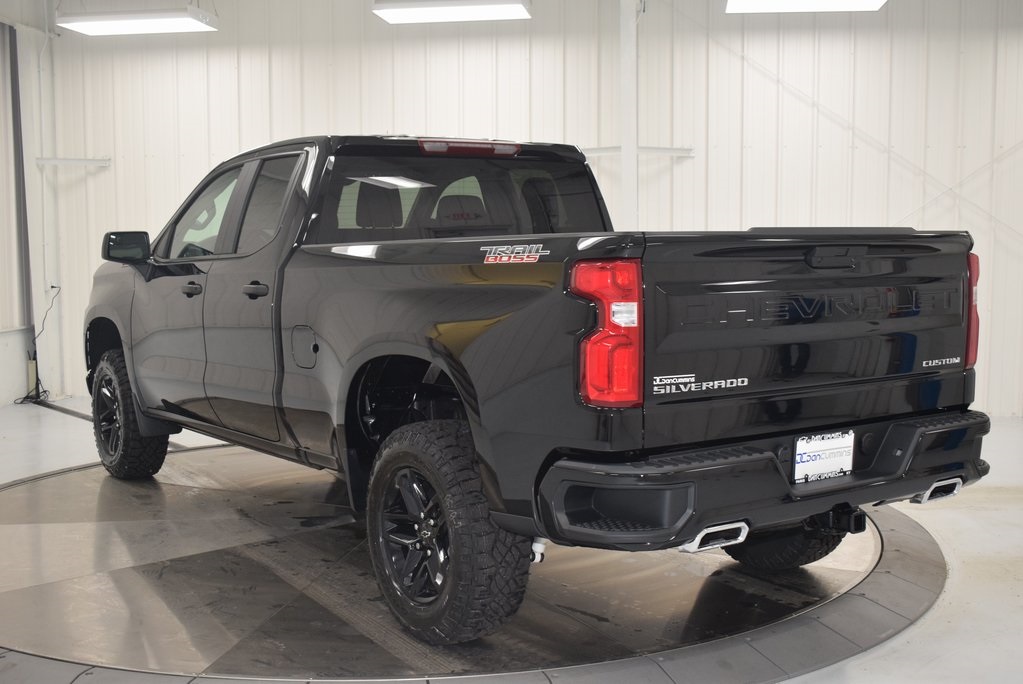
[242,281,270,299]
[181,281,203,297]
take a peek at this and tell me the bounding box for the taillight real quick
[570,259,643,408]
[966,252,980,369]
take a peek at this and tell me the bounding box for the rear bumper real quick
[536,410,990,551]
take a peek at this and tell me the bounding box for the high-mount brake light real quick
[418,139,521,157]
[966,252,980,369]
[570,259,643,408]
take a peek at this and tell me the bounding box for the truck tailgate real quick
[642,230,974,449]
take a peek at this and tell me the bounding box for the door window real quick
[167,167,242,259]
[236,155,302,255]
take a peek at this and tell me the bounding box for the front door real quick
[131,165,246,423]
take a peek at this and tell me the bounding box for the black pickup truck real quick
[85,135,990,644]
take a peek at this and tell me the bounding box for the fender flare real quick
[337,337,506,511]
[84,305,180,437]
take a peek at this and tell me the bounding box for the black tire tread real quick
[724,525,845,573]
[368,420,531,644]
[92,349,168,479]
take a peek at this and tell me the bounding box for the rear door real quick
[642,230,972,448]
[201,152,305,442]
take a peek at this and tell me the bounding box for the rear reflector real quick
[570,259,643,408]
[966,252,980,369]
[418,139,521,157]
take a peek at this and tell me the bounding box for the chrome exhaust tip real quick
[911,477,964,504]
[679,521,750,553]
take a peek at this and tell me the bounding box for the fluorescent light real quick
[373,0,531,25]
[726,0,887,13]
[56,6,218,36]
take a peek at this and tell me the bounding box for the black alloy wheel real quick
[95,373,123,457]
[91,349,168,479]
[366,420,532,644]
[378,466,450,604]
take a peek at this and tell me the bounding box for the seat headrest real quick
[521,177,560,231]
[356,182,403,228]
[436,195,488,225]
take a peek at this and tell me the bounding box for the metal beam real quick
[7,25,33,328]
[36,157,111,167]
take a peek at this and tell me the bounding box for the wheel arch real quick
[84,309,180,437]
[84,312,128,396]
[337,342,496,511]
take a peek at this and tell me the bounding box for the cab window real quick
[235,156,301,255]
[167,167,242,259]
[304,156,608,244]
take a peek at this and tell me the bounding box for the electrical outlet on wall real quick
[27,358,37,395]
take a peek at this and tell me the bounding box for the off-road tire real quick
[92,349,168,479]
[724,524,846,573]
[366,420,531,644]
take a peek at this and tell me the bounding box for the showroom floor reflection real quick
[0,447,879,679]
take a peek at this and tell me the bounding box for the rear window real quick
[305,155,608,244]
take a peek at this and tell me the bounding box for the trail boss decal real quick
[652,374,750,395]
[481,244,550,264]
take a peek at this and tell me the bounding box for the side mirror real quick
[102,232,151,263]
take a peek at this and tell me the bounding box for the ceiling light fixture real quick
[726,0,887,13]
[56,6,219,36]
[372,0,531,25]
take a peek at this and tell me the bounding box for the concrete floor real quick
[0,400,1018,682]
[792,415,1023,684]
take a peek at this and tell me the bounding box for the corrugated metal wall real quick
[14,0,1023,415]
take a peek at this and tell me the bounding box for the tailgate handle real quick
[806,245,867,269]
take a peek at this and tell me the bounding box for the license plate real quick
[793,430,855,483]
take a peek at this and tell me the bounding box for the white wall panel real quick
[637,0,673,231]
[670,0,708,231]
[564,0,601,149]
[0,1,47,32]
[705,8,744,230]
[777,13,816,226]
[848,9,891,227]
[742,14,781,228]
[495,20,531,142]
[814,14,854,226]
[10,0,1021,417]
[528,0,565,143]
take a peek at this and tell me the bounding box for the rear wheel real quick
[724,524,846,573]
[366,420,531,644]
[92,349,168,479]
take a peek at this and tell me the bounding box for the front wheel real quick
[92,349,168,479]
[366,420,531,644]
[724,524,846,573]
